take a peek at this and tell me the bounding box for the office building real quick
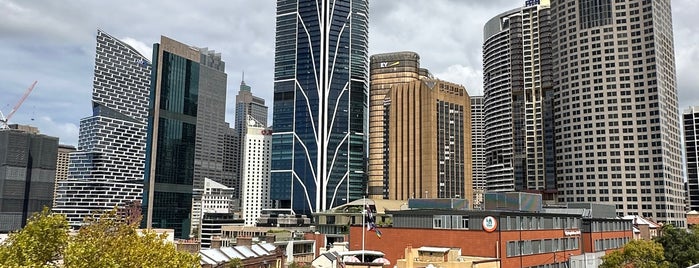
[482,1,556,196]
[53,144,75,206]
[241,118,272,226]
[470,96,486,208]
[235,79,268,132]
[191,177,237,236]
[0,126,58,232]
[233,80,268,199]
[684,106,699,211]
[550,0,684,225]
[53,30,151,227]
[386,78,472,201]
[143,36,228,238]
[270,0,369,214]
[223,125,240,200]
[367,52,421,199]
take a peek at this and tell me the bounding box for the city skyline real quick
[4,0,698,147]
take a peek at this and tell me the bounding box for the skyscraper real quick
[53,30,151,227]
[222,125,240,199]
[240,118,272,226]
[270,0,369,214]
[367,52,421,199]
[550,0,684,225]
[470,96,486,208]
[143,36,228,238]
[53,144,75,206]
[684,106,699,212]
[0,125,58,232]
[235,79,268,132]
[233,80,268,199]
[482,1,556,196]
[386,78,472,201]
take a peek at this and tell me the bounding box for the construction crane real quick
[0,81,38,129]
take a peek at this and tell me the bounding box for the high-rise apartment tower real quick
[53,30,151,227]
[270,0,369,214]
[483,1,557,196]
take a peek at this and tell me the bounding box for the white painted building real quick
[192,178,236,232]
[241,117,272,226]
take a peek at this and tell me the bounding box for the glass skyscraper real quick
[143,36,227,238]
[270,0,369,215]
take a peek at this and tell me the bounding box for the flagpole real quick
[362,196,366,262]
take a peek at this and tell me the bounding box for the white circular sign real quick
[482,216,498,233]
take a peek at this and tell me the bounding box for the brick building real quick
[349,209,632,268]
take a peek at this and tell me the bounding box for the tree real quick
[600,239,669,268]
[0,208,69,267]
[228,257,243,268]
[64,209,200,268]
[654,225,699,268]
[0,208,200,268]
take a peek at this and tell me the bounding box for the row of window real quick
[507,237,579,257]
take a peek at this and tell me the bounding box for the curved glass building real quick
[482,2,556,196]
[270,0,369,215]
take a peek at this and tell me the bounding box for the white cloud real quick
[433,64,484,97]
[37,116,79,146]
[122,37,153,61]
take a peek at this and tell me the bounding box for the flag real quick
[367,222,382,238]
[365,204,374,231]
[374,228,382,238]
[365,204,382,239]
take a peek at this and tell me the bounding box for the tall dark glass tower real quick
[270,0,369,215]
[143,36,227,238]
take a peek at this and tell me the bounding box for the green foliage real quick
[600,239,669,268]
[654,225,699,268]
[0,208,199,268]
[64,209,199,268]
[228,258,243,268]
[0,208,69,267]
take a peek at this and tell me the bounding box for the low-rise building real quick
[350,208,632,268]
[199,242,282,268]
[621,215,661,240]
[396,246,499,268]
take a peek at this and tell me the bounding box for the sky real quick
[1,0,698,146]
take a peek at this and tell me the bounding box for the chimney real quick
[211,236,222,249]
[264,235,275,244]
[237,236,253,247]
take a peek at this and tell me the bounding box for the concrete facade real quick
[387,78,472,202]
[0,127,58,232]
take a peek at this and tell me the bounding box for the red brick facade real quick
[349,225,631,268]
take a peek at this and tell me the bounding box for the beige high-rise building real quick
[53,144,75,206]
[367,52,421,199]
[550,0,684,226]
[387,78,472,202]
